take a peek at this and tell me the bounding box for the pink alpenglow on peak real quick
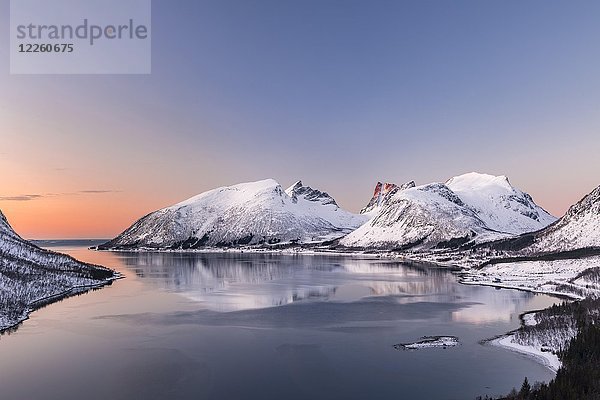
[360,181,416,215]
[342,172,557,250]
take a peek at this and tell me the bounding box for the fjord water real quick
[0,243,556,400]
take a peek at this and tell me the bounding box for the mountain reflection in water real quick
[119,252,530,320]
[0,245,558,400]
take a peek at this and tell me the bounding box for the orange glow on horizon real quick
[0,188,577,240]
[0,195,161,239]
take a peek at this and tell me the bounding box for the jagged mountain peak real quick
[360,180,415,214]
[285,180,337,206]
[285,180,304,195]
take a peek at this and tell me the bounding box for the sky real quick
[1,0,600,239]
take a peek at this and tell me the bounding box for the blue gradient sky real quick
[1,0,599,238]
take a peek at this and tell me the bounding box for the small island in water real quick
[394,336,460,350]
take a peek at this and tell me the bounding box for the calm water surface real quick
[0,242,557,400]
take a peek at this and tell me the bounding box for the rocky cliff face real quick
[360,181,416,214]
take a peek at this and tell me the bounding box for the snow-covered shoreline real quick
[459,279,583,300]
[458,256,600,375]
[487,333,561,373]
[94,245,387,259]
[460,255,600,300]
[466,258,600,376]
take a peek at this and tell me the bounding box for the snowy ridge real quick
[523,185,600,253]
[0,210,19,241]
[0,209,115,331]
[285,180,337,206]
[341,173,554,250]
[100,179,368,249]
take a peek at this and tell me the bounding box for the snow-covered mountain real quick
[100,179,368,250]
[341,180,506,250]
[0,209,115,331]
[340,173,556,250]
[503,184,600,254]
[446,173,556,235]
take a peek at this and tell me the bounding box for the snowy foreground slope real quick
[340,172,556,250]
[0,210,116,331]
[100,179,368,250]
